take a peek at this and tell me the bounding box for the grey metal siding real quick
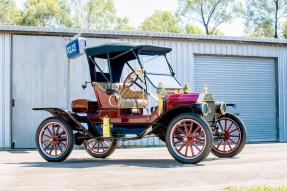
[194,55,277,142]
[12,35,68,148]
[0,33,11,148]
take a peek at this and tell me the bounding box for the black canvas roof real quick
[85,43,172,58]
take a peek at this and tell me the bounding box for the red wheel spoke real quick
[226,122,234,132]
[218,122,224,131]
[55,145,58,156]
[41,140,50,143]
[58,131,65,136]
[183,122,188,134]
[177,144,185,152]
[58,144,63,153]
[44,143,51,151]
[229,128,239,134]
[58,137,67,141]
[223,141,226,152]
[230,135,240,137]
[46,127,53,136]
[55,126,60,134]
[227,140,232,151]
[49,145,54,155]
[190,145,195,156]
[192,126,200,134]
[194,139,204,144]
[228,138,237,144]
[216,140,223,149]
[193,143,201,152]
[43,134,51,138]
[188,122,194,135]
[52,124,56,135]
[177,127,185,135]
[60,142,67,147]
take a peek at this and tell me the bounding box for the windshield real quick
[139,55,181,88]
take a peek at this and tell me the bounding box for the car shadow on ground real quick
[4,157,230,169]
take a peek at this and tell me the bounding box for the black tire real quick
[165,113,213,164]
[211,113,247,158]
[83,139,117,158]
[35,117,74,162]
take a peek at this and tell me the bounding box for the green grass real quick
[224,186,287,191]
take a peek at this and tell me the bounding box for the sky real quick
[16,0,245,36]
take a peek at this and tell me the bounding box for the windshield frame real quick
[138,54,181,88]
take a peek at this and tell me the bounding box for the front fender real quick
[33,108,96,138]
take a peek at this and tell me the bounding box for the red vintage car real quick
[34,43,246,164]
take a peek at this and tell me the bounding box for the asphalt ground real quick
[0,143,287,191]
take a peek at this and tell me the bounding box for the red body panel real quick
[165,93,199,110]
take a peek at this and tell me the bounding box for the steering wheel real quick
[108,93,121,107]
[123,71,140,88]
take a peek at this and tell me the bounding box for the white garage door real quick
[195,55,277,142]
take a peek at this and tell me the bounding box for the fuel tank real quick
[165,93,200,110]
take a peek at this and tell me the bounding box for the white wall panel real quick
[0,33,11,148]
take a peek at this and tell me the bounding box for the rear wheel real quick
[165,113,213,164]
[35,117,74,162]
[212,113,246,158]
[84,138,117,158]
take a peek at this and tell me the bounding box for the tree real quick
[0,0,16,24]
[140,11,181,33]
[17,0,71,27]
[177,0,242,35]
[69,0,117,29]
[185,25,204,34]
[114,17,134,31]
[282,21,287,38]
[245,0,287,38]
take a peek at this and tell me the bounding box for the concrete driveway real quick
[0,143,287,191]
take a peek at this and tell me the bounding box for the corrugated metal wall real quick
[0,33,11,148]
[8,33,287,148]
[12,35,68,148]
[195,56,277,142]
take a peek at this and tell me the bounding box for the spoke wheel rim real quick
[213,117,241,154]
[85,139,113,154]
[39,122,68,158]
[170,119,207,160]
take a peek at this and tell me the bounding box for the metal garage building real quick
[1,25,287,149]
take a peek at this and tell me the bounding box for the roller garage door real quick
[195,56,278,142]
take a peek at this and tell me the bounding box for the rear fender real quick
[33,108,96,138]
[151,104,204,140]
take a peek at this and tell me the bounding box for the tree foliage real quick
[69,0,118,29]
[185,25,204,34]
[16,0,72,27]
[141,11,181,33]
[245,0,287,38]
[177,0,242,35]
[0,0,16,24]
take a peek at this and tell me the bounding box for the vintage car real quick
[33,42,246,164]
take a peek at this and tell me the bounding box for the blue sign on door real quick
[66,38,80,59]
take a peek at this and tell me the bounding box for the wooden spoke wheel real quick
[84,138,117,158]
[212,113,246,158]
[36,118,74,162]
[166,113,212,164]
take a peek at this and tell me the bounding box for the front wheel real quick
[212,113,247,158]
[84,138,117,158]
[35,117,74,162]
[165,113,213,164]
